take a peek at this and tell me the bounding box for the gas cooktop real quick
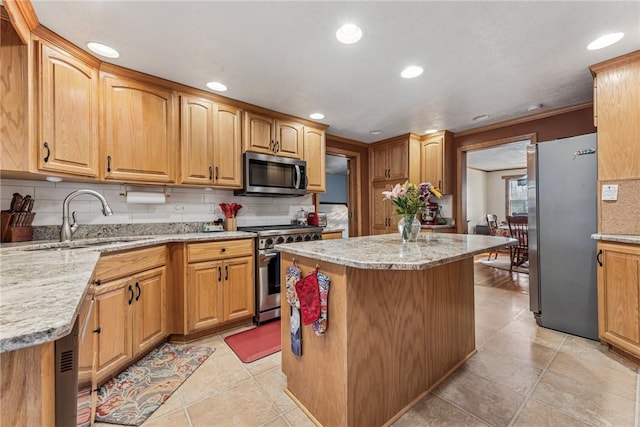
[239,224,323,249]
[239,224,321,232]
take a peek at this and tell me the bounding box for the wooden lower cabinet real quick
[597,242,640,359]
[186,254,254,333]
[93,246,167,384]
[322,231,343,240]
[95,266,167,384]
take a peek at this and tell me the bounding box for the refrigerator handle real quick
[597,249,603,267]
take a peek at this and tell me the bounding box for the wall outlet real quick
[174,204,185,211]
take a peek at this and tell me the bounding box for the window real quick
[504,175,528,217]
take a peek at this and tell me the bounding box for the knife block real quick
[1,211,34,242]
[223,217,237,231]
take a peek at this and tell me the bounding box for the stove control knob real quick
[295,235,303,242]
[313,233,321,240]
[265,238,274,247]
[286,236,294,243]
[276,236,285,244]
[304,234,311,241]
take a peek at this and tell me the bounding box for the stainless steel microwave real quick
[235,152,307,196]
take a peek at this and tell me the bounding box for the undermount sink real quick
[23,237,154,251]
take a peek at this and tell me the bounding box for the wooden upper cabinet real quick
[101,73,177,183]
[420,130,453,193]
[303,126,326,192]
[36,41,99,177]
[179,96,242,188]
[243,111,302,158]
[180,95,215,185]
[590,51,640,181]
[370,135,418,183]
[275,120,303,158]
[213,103,242,188]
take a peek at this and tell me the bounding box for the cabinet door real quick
[371,182,392,234]
[179,95,214,185]
[303,126,326,192]
[243,111,275,154]
[187,261,224,332]
[275,120,303,158]
[95,279,131,382]
[421,136,443,190]
[102,74,176,183]
[213,104,242,188]
[595,58,640,180]
[387,140,408,182]
[371,144,389,182]
[223,256,255,322]
[598,243,640,355]
[132,266,167,356]
[77,292,95,387]
[38,42,99,177]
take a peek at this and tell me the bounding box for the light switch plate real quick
[601,184,618,201]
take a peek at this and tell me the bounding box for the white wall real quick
[0,179,314,227]
[466,168,488,233]
[486,168,526,224]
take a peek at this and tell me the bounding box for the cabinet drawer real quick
[188,239,254,262]
[94,245,167,282]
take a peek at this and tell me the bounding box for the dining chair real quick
[486,214,500,260]
[506,215,529,272]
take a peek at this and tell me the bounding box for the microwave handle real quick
[294,165,301,189]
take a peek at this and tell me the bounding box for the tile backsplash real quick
[1,179,313,228]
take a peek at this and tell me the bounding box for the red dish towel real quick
[295,268,321,325]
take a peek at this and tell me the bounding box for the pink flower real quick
[382,183,404,200]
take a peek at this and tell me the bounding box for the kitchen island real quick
[275,233,514,427]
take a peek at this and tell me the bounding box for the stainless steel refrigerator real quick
[527,133,599,340]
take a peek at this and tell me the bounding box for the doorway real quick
[457,134,536,234]
[321,147,362,237]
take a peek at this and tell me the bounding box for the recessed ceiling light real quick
[424,129,438,134]
[309,113,324,120]
[527,104,543,112]
[86,42,119,58]
[472,114,489,122]
[206,81,228,92]
[401,66,424,79]
[370,130,382,135]
[587,32,624,50]
[336,23,363,44]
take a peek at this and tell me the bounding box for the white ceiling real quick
[466,140,529,172]
[29,1,640,144]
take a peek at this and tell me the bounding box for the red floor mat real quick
[224,320,281,363]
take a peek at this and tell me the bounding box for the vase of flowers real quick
[382,181,442,242]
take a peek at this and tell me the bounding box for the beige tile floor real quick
[96,284,640,427]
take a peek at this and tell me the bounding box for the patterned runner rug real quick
[95,342,214,425]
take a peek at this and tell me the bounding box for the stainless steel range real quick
[239,224,323,324]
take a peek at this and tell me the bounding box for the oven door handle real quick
[260,252,278,262]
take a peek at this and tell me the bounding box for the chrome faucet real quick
[60,189,113,242]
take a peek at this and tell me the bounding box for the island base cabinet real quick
[280,253,475,427]
[597,242,640,360]
[0,342,55,427]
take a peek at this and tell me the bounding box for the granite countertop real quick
[0,231,255,353]
[275,233,515,270]
[591,234,640,245]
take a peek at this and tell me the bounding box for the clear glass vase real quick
[398,214,421,242]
